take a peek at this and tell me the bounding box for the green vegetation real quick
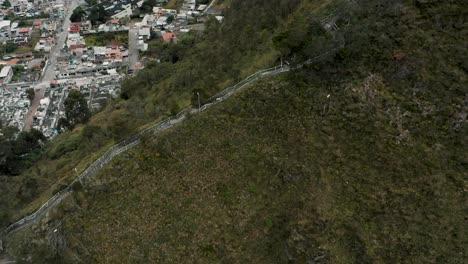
[57,90,91,131]
[140,0,157,14]
[6,28,42,54]
[57,70,464,262]
[0,41,18,55]
[163,0,184,10]
[11,65,26,82]
[87,4,109,25]
[83,32,128,47]
[3,0,466,262]
[2,0,10,8]
[0,126,46,176]
[70,6,86,22]
[25,88,35,102]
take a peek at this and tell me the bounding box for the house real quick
[69,44,86,52]
[79,20,92,32]
[105,47,124,60]
[0,20,11,40]
[98,19,123,32]
[141,14,157,27]
[41,20,57,34]
[66,33,85,48]
[69,22,80,33]
[93,46,106,62]
[138,40,147,51]
[0,66,13,84]
[15,52,32,58]
[69,21,92,33]
[138,27,151,40]
[106,19,120,25]
[34,39,49,52]
[161,32,177,43]
[106,41,121,49]
[111,4,133,19]
[157,16,168,27]
[16,27,31,37]
[0,20,11,31]
[33,19,42,29]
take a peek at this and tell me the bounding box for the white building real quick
[0,66,13,84]
[0,20,11,41]
[138,27,151,40]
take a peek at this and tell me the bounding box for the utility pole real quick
[197,92,201,113]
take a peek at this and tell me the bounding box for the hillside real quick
[0,0,305,228]
[3,0,467,263]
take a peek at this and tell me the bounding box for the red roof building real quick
[106,41,121,48]
[161,32,177,42]
[106,19,120,24]
[69,44,86,50]
[17,27,30,34]
[69,22,80,32]
[33,19,42,27]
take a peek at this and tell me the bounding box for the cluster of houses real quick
[0,0,66,19]
[0,0,224,134]
[0,0,68,131]
[134,0,219,50]
[53,21,128,78]
[0,19,35,44]
[33,74,122,137]
[68,19,128,33]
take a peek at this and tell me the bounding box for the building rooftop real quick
[0,65,11,77]
[161,32,176,42]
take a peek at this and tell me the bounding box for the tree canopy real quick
[58,90,91,130]
[87,5,109,24]
[70,6,86,22]
[0,127,45,175]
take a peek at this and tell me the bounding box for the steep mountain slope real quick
[0,0,308,229]
[53,73,465,263]
[4,0,467,263]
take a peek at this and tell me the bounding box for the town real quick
[0,0,222,138]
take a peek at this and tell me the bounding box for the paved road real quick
[128,28,139,71]
[23,0,80,130]
[1,45,344,247]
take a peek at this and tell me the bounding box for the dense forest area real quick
[2,0,467,262]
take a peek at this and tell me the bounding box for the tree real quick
[87,5,109,24]
[2,0,11,8]
[0,127,45,175]
[70,6,86,22]
[166,14,174,24]
[62,90,91,129]
[4,41,17,53]
[26,88,35,102]
[140,0,156,14]
[85,0,97,6]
